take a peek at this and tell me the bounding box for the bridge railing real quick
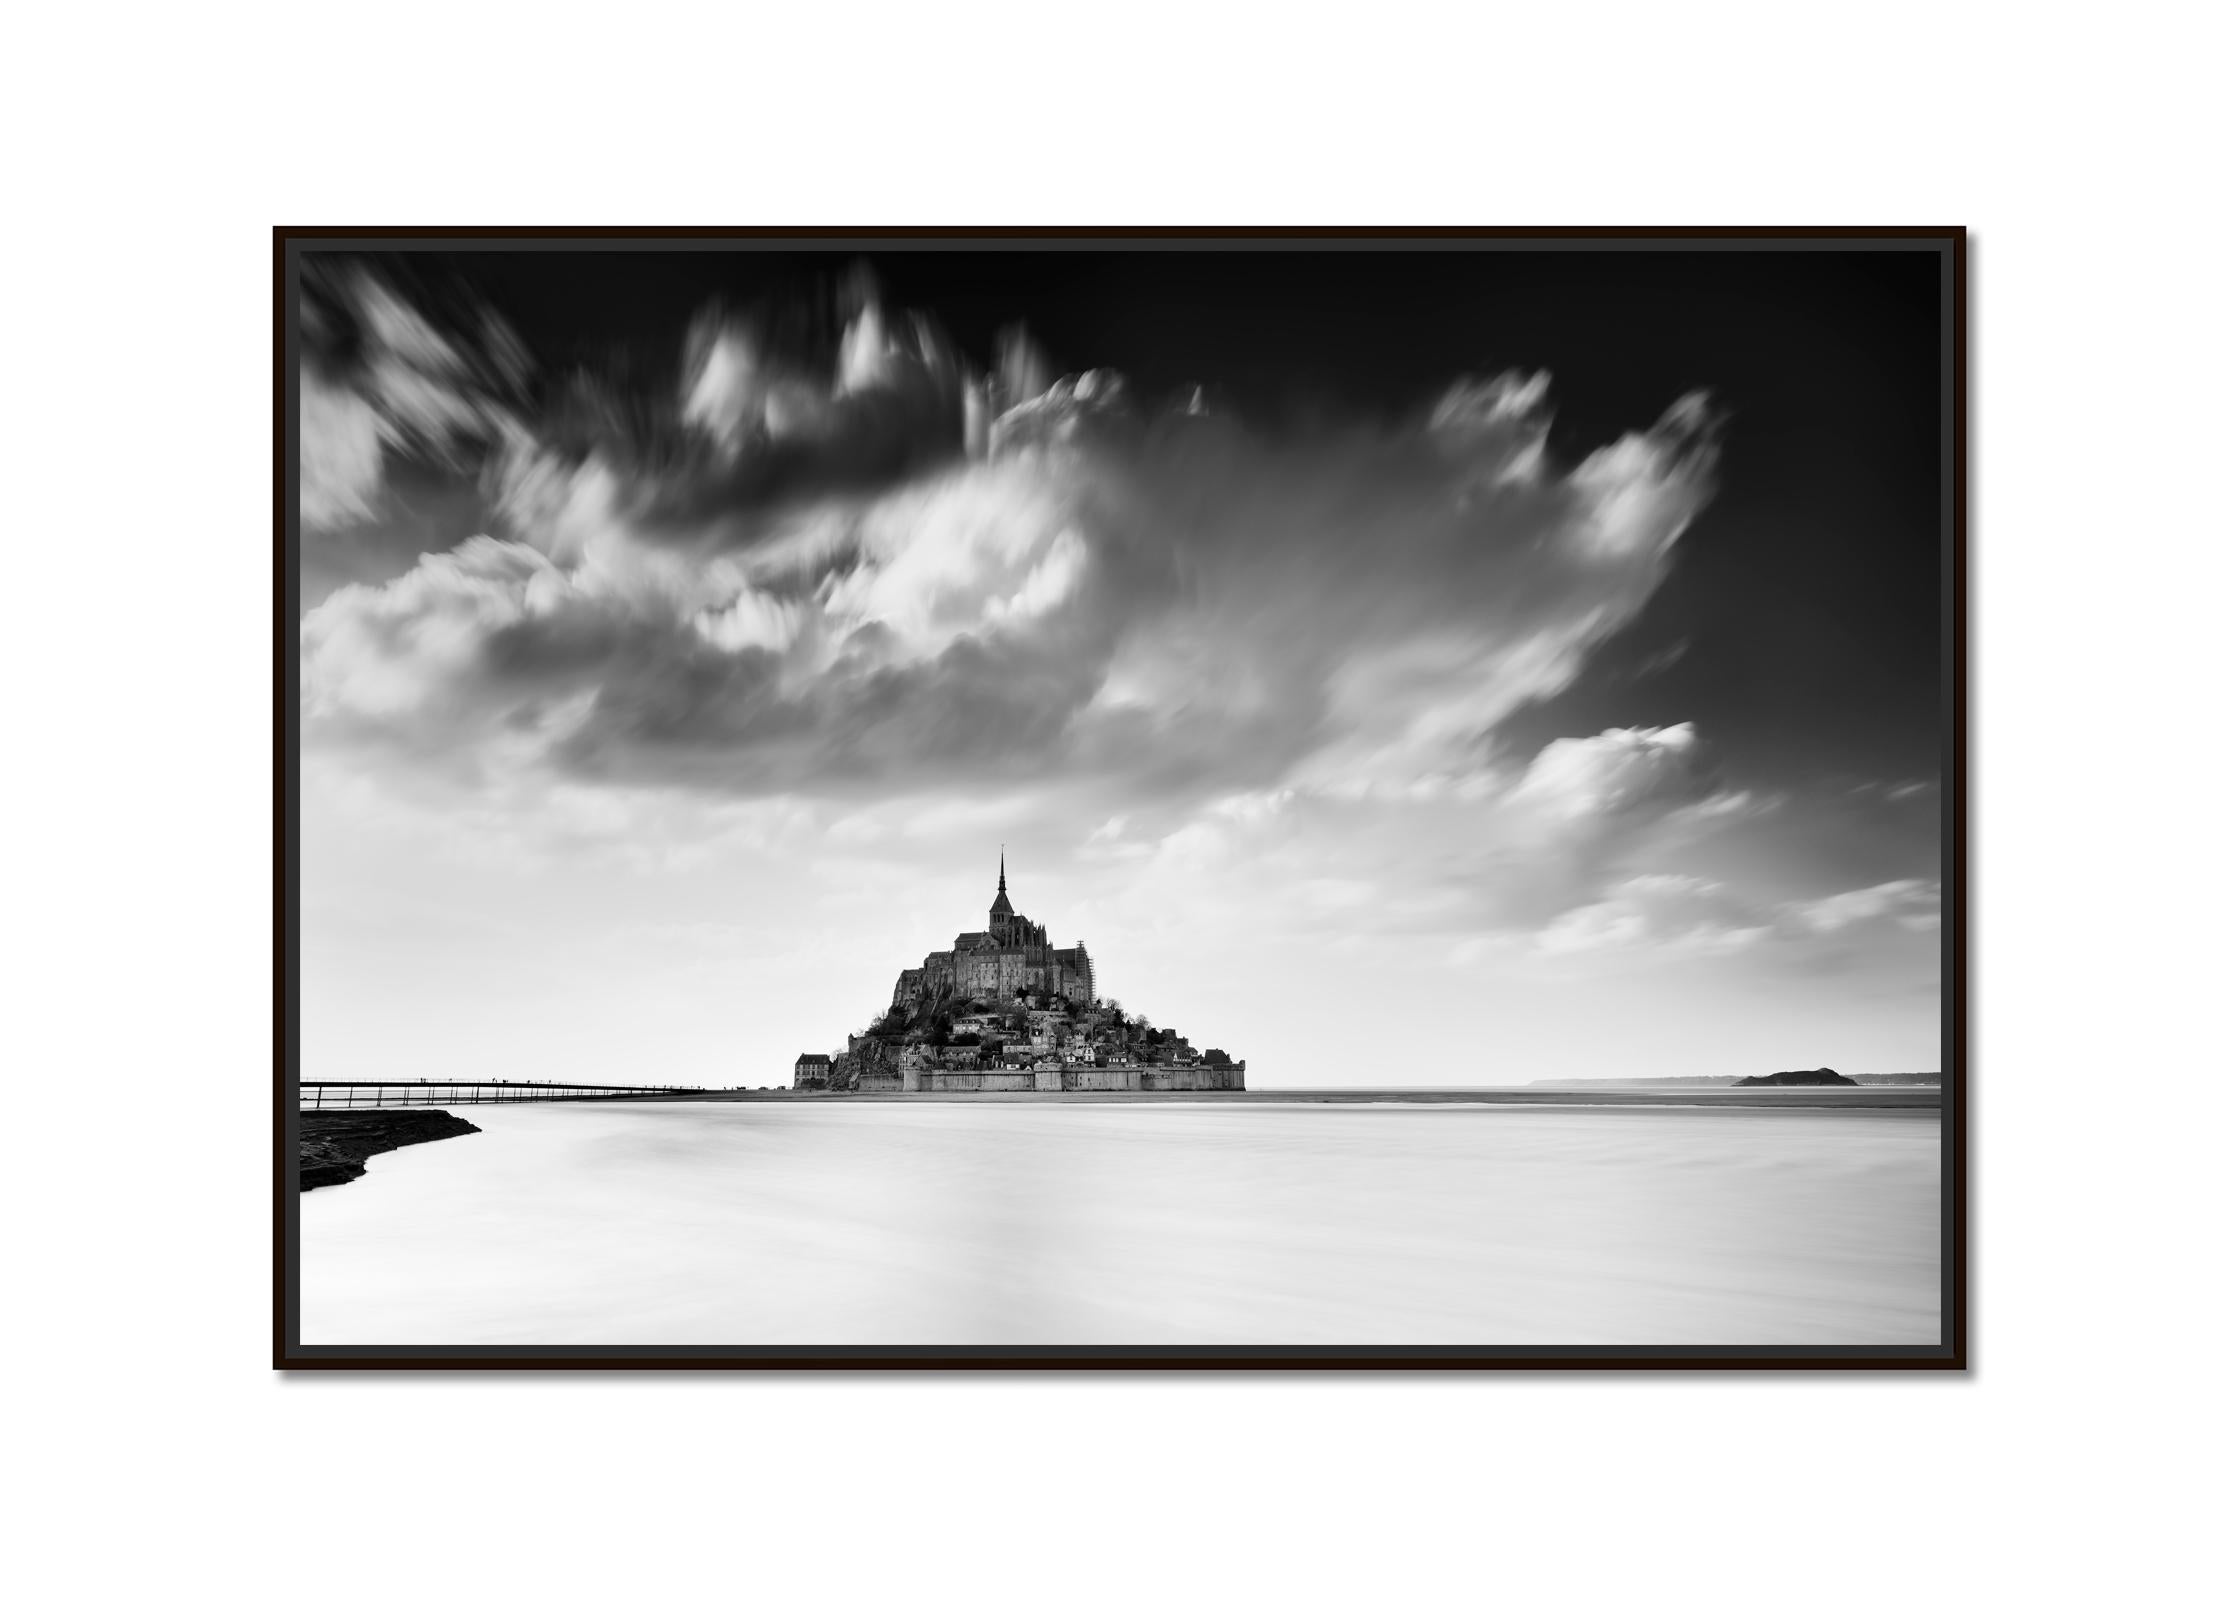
[299,1081,706,1108]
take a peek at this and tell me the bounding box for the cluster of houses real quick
[796,990,1241,1091]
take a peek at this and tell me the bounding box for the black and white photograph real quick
[281,232,1958,1365]
[30,0,2240,1587]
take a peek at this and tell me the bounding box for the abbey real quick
[889,854,1097,1012]
[794,857,1246,1094]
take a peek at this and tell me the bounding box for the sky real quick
[293,245,1947,1087]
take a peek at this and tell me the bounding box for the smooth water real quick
[299,1100,1941,1346]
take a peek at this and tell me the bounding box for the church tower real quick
[989,850,1017,945]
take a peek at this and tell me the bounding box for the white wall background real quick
[5,2,2233,1596]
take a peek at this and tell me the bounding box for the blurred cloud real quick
[302,268,1724,811]
[296,259,529,535]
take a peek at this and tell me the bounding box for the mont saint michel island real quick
[793,856,1247,1094]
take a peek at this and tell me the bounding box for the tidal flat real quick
[298,1097,1941,1348]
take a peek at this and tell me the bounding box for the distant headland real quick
[796,855,1246,1094]
[1529,1071,1939,1088]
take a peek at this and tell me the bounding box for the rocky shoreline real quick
[300,1109,480,1191]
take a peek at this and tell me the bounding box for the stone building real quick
[888,853,1096,1010]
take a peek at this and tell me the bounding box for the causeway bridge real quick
[299,1080,706,1108]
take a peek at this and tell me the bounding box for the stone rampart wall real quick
[881,1063,1248,1094]
[914,1070,1041,1093]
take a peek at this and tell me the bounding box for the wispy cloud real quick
[1785,878,1941,934]
[1536,874,1770,956]
[1524,872,1940,965]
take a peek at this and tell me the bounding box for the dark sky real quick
[374,244,1950,788]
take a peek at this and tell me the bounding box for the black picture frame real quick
[277,226,1966,1373]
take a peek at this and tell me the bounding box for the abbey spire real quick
[989,848,1017,928]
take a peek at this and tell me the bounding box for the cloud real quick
[297,260,529,535]
[1526,871,1941,964]
[1631,638,1690,678]
[1537,874,1769,955]
[1510,723,1721,823]
[1019,719,1754,962]
[1450,723,1743,921]
[302,268,1724,812]
[512,278,977,551]
[299,370,387,530]
[1488,759,1936,962]
[1785,878,1941,934]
